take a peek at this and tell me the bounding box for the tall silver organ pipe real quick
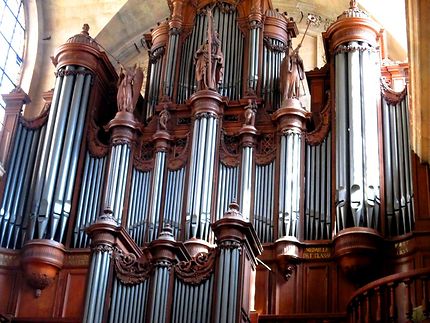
[28,66,92,243]
[148,151,167,241]
[108,278,149,323]
[171,275,214,323]
[334,42,381,232]
[247,25,260,92]
[0,120,47,249]
[185,114,218,241]
[240,146,254,221]
[278,130,302,238]
[147,46,165,119]
[82,245,113,323]
[216,163,239,221]
[304,133,332,240]
[164,30,180,99]
[262,39,285,110]
[126,168,152,245]
[176,5,243,103]
[253,161,275,243]
[73,153,107,248]
[163,167,186,239]
[103,143,131,224]
[381,87,414,236]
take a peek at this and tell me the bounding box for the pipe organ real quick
[0,0,428,322]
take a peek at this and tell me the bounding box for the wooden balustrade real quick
[347,268,430,323]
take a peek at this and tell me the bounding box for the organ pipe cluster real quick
[334,42,381,232]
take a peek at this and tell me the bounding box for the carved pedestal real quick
[333,227,382,285]
[21,239,65,297]
[212,202,262,323]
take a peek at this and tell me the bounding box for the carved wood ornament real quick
[174,250,216,285]
[112,248,153,285]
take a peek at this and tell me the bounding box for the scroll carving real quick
[174,251,216,285]
[263,37,288,52]
[305,93,331,145]
[167,135,189,170]
[134,140,155,171]
[219,132,240,167]
[256,133,276,164]
[112,248,153,285]
[380,78,407,105]
[87,119,109,158]
[20,105,50,130]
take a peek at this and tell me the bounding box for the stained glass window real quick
[0,0,25,120]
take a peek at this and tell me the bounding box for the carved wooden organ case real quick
[0,0,428,322]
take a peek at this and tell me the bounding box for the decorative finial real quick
[350,0,357,8]
[82,24,90,35]
[158,224,175,241]
[223,199,242,218]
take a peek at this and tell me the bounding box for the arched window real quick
[0,0,25,118]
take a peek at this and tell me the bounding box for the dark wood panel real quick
[304,264,329,313]
[60,270,88,319]
[0,269,18,315]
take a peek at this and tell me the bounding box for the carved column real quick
[273,99,310,239]
[324,2,382,232]
[212,202,262,323]
[147,227,187,323]
[0,88,30,169]
[239,101,258,221]
[82,217,117,323]
[147,124,171,241]
[185,90,223,242]
[103,110,140,224]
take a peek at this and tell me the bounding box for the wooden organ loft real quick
[0,0,429,322]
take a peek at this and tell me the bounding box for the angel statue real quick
[194,9,224,91]
[280,15,315,110]
[117,63,144,113]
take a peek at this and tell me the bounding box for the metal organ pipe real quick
[216,163,238,222]
[382,90,414,236]
[148,151,166,241]
[304,133,332,240]
[186,114,219,241]
[278,130,302,238]
[83,247,112,323]
[126,168,151,245]
[0,119,47,248]
[164,31,179,98]
[334,41,381,232]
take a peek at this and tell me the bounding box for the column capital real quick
[272,98,311,132]
[323,3,382,54]
[1,87,30,114]
[212,202,262,258]
[153,130,172,152]
[189,90,224,117]
[149,226,189,266]
[106,111,142,145]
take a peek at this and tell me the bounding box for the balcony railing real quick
[347,267,430,322]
